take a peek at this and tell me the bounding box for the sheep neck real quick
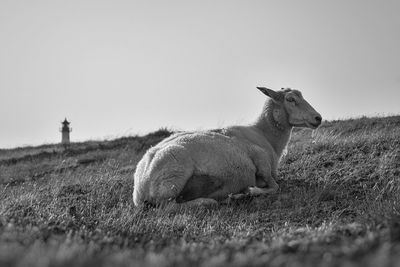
[254,100,292,157]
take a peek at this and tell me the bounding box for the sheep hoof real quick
[248,186,277,196]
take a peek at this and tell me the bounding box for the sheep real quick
[133,87,322,207]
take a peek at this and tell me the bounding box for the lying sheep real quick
[133,87,322,207]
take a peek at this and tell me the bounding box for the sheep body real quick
[133,127,280,206]
[133,87,321,206]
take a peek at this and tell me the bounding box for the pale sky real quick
[0,0,399,148]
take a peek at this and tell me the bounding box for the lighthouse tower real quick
[60,118,72,144]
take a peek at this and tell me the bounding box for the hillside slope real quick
[0,116,399,267]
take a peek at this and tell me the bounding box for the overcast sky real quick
[0,0,399,148]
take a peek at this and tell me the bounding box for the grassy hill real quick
[0,116,399,267]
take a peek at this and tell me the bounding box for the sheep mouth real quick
[292,121,321,129]
[309,122,321,129]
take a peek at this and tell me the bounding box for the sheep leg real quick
[248,185,277,196]
[229,184,277,198]
[250,171,279,196]
[250,147,279,195]
[221,186,254,202]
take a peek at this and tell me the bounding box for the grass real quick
[0,117,400,267]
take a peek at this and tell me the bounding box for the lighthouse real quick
[60,118,72,144]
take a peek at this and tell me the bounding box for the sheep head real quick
[257,87,322,129]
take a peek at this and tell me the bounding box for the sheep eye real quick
[286,97,296,103]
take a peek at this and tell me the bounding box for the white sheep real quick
[133,87,322,207]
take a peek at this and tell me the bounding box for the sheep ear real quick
[256,87,282,102]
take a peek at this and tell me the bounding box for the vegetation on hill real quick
[0,116,399,267]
